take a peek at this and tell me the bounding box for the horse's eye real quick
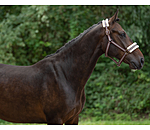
[119,32,126,37]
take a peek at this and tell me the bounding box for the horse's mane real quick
[45,21,102,58]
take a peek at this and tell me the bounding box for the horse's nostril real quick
[140,58,144,66]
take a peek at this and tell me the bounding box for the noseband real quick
[102,19,139,66]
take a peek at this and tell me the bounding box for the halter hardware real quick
[102,19,139,66]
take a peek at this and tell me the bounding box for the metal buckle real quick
[105,27,110,35]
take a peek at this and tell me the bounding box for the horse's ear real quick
[109,9,119,25]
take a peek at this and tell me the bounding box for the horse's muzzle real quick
[129,57,144,70]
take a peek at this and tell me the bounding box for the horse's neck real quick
[76,25,104,85]
[57,24,105,90]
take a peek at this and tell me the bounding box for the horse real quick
[0,10,144,125]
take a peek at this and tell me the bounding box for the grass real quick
[1,118,150,125]
[0,119,45,125]
[79,119,150,125]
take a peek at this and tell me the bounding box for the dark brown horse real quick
[0,10,144,125]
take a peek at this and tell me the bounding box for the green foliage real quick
[0,5,150,120]
[82,61,150,120]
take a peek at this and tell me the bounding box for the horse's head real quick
[101,10,144,70]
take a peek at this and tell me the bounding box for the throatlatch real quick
[102,18,139,66]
